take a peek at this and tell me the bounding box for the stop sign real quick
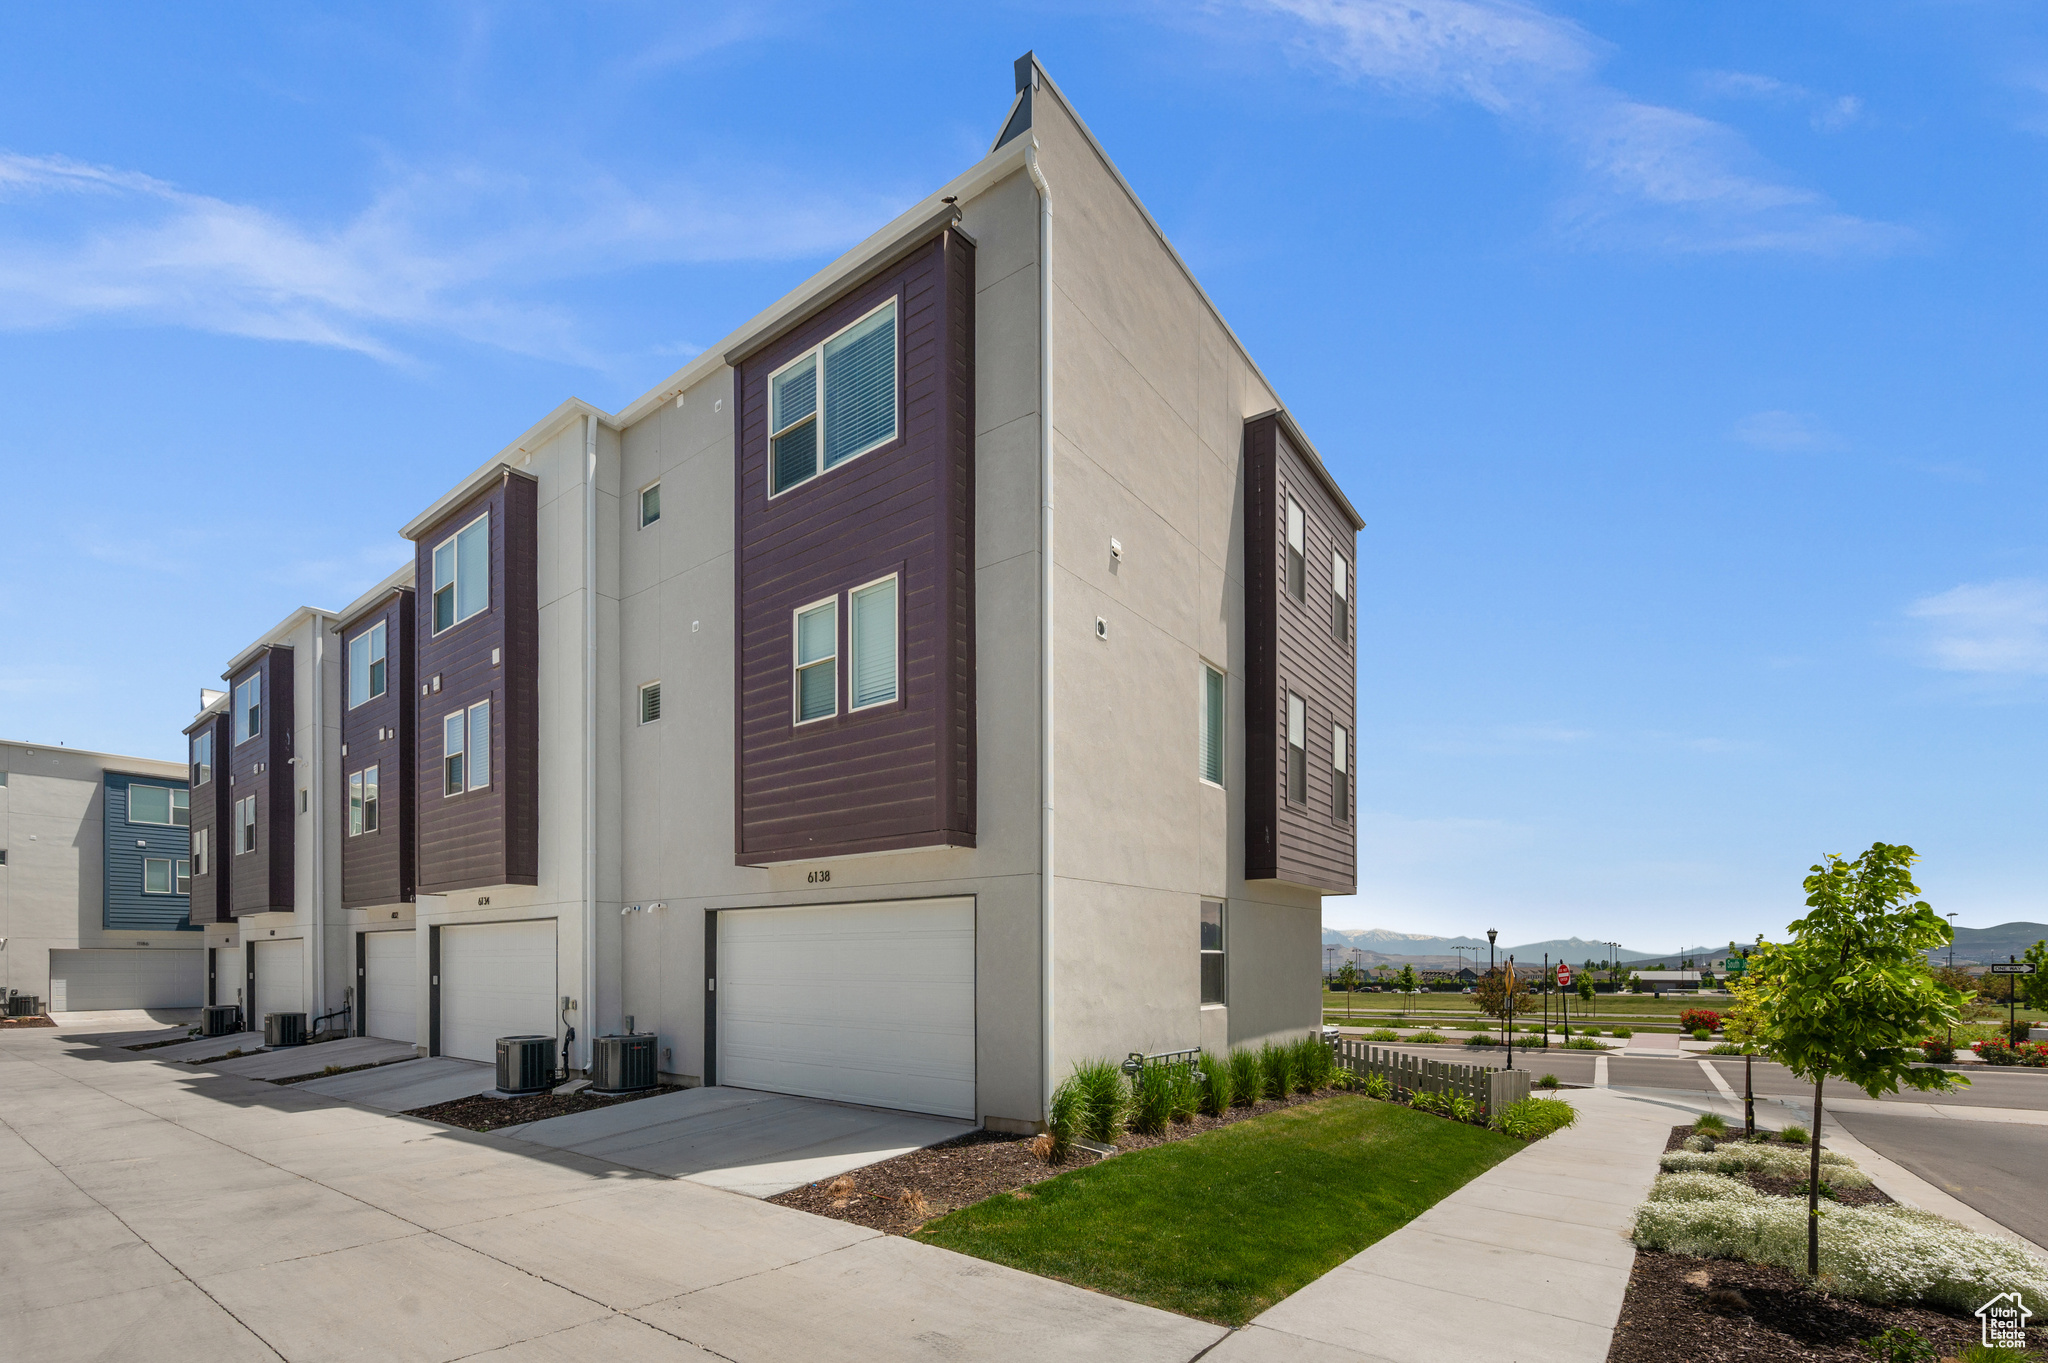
[1557,964,1572,987]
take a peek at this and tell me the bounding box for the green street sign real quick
[1722,956,1746,974]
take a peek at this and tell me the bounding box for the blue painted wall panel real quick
[104,771,195,931]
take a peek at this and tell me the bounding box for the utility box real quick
[590,1033,658,1094]
[264,1012,308,1047]
[202,1004,241,1037]
[495,1035,556,1096]
[7,993,43,1018]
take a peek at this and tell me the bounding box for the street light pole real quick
[1487,929,1498,1048]
[1506,956,1516,1069]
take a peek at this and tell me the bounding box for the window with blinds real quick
[849,577,899,710]
[1331,551,1348,643]
[431,511,490,634]
[1286,692,1307,805]
[1286,497,1306,602]
[1200,900,1226,1005]
[794,599,838,723]
[1201,665,1225,786]
[768,298,899,496]
[1332,724,1349,822]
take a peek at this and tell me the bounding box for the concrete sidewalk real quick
[1210,1087,1675,1363]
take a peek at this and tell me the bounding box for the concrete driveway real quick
[0,1027,1219,1363]
[492,1086,979,1197]
[295,1055,497,1111]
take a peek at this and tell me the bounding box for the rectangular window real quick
[192,730,213,786]
[467,701,491,791]
[129,784,173,825]
[192,827,208,879]
[349,770,364,836]
[442,712,465,796]
[1287,692,1307,805]
[1286,497,1306,602]
[769,298,899,496]
[640,482,661,527]
[362,764,379,832]
[639,681,662,725]
[237,796,256,854]
[1332,724,1349,822]
[1200,900,1226,1005]
[1200,665,1225,786]
[849,577,899,710]
[431,511,490,633]
[1332,551,1349,643]
[233,673,261,744]
[348,620,387,708]
[144,857,173,894]
[794,598,838,723]
[175,858,190,896]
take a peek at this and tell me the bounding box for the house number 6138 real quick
[807,870,831,884]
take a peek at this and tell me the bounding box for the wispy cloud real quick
[1906,579,2048,675]
[1698,70,1865,133]
[1731,409,1846,452]
[1241,0,1907,253]
[0,149,901,365]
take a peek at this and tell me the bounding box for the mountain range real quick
[1322,923,2048,967]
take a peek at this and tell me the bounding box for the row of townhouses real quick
[154,55,1363,1132]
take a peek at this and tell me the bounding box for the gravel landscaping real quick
[0,1016,57,1029]
[405,1083,683,1132]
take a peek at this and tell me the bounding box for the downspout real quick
[309,626,326,1032]
[583,413,599,1073]
[1026,139,1055,1117]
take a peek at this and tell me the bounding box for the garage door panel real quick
[253,940,304,1019]
[48,950,204,1011]
[362,931,416,1044]
[439,920,556,1064]
[719,899,974,1119]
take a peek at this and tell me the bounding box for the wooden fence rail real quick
[1331,1039,1531,1114]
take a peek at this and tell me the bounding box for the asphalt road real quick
[1828,1107,2048,1250]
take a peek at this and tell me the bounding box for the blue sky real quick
[2,3,2043,951]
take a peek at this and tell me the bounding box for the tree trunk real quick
[1807,1073,1825,1278]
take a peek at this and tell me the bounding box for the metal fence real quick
[1331,1038,1531,1114]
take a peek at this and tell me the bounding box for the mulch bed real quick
[1661,1125,1896,1208]
[405,1083,683,1132]
[1607,1249,2040,1361]
[0,1016,58,1029]
[768,1086,1354,1236]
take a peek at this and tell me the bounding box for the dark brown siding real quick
[227,647,296,914]
[411,470,539,894]
[732,227,977,864]
[1244,415,1358,893]
[337,588,417,909]
[183,711,232,923]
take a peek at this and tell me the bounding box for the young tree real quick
[1748,843,1968,1278]
[1394,964,1419,995]
[1335,960,1360,1019]
[2024,939,2048,1012]
[1473,966,1530,1020]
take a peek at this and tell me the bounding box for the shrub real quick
[1708,1042,1745,1054]
[1409,1089,1449,1116]
[1581,1027,1602,1036]
[1362,1028,1401,1042]
[1494,1096,1578,1140]
[1659,1144,1869,1186]
[1612,1027,1634,1038]
[1780,1124,1810,1145]
[1564,1037,1606,1050]
[1129,1062,1175,1135]
[1650,1171,1769,1204]
[1683,1133,1717,1152]
[1044,1077,1083,1163]
[1918,1037,1956,1064]
[1856,1327,1938,1363]
[1259,1041,1296,1101]
[1408,1030,1444,1044]
[1446,1094,1481,1123]
[1464,1033,1493,1048]
[1071,1059,1127,1143]
[1693,1112,1728,1136]
[1197,1050,1234,1116]
[1536,1073,1560,1089]
[1692,1028,1712,1041]
[1228,1048,1263,1106]
[1679,1008,1722,1034]
[1360,1073,1392,1101]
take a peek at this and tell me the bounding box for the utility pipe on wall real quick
[309,628,325,1030]
[1025,134,1056,1117]
[582,413,600,1072]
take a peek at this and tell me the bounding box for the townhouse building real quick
[0,739,203,1011]
[181,54,1362,1132]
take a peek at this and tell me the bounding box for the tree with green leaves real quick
[1748,843,1968,1277]
[1394,963,1419,995]
[1335,960,1360,1019]
[1473,965,1530,1020]
[2024,939,2048,1012]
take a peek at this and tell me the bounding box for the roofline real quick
[2,738,187,776]
[1028,61,1365,531]
[222,605,339,679]
[397,402,603,540]
[333,562,416,632]
[1249,408,1367,531]
[183,695,227,734]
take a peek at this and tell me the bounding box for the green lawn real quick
[911,1094,1522,1325]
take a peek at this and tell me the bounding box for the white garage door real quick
[361,931,416,1044]
[439,920,557,1064]
[252,939,304,1021]
[48,949,203,1012]
[212,947,244,1008]
[718,898,975,1119]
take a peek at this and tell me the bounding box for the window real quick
[768,299,899,496]
[849,577,899,710]
[348,620,387,708]
[1286,692,1307,804]
[233,673,261,744]
[1200,665,1225,786]
[431,511,490,633]
[1285,497,1306,602]
[192,730,213,786]
[639,482,661,528]
[192,827,208,879]
[793,598,838,723]
[176,858,190,895]
[129,785,188,826]
[639,681,662,725]
[1331,551,1349,644]
[445,703,491,795]
[350,765,381,834]
[144,857,174,894]
[1332,724,1350,822]
[236,796,256,854]
[362,764,378,832]
[1200,900,1226,1005]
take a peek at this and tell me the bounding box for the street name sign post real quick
[1993,959,2037,1045]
